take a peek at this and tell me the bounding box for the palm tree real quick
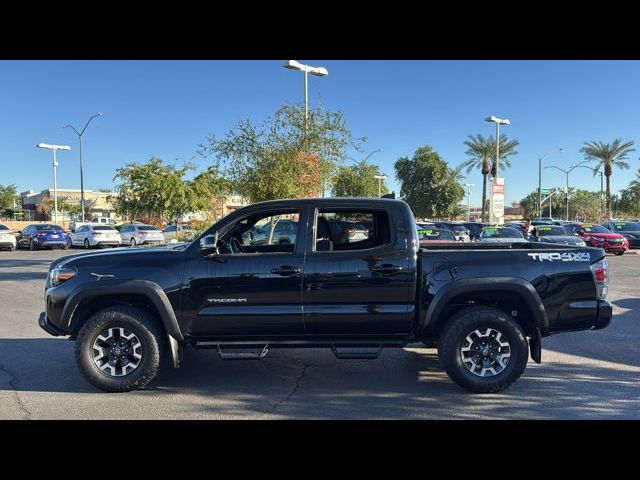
[580,139,635,218]
[461,134,519,222]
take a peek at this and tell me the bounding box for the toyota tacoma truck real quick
[39,198,612,393]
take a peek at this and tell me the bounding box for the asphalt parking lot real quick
[1,247,639,419]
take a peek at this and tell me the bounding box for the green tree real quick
[0,184,18,211]
[332,161,389,197]
[580,139,635,218]
[110,157,231,223]
[199,102,364,202]
[56,198,82,218]
[615,170,640,218]
[461,134,519,222]
[520,188,602,221]
[395,146,465,219]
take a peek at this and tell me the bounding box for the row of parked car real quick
[416,218,640,255]
[0,221,196,251]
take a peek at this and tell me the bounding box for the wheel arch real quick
[63,280,184,343]
[419,277,549,338]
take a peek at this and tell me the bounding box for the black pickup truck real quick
[39,198,612,393]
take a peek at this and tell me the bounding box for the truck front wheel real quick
[438,307,528,393]
[75,306,166,392]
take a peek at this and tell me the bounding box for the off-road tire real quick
[438,307,528,393]
[75,306,167,392]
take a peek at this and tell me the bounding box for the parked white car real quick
[0,224,17,251]
[120,224,165,246]
[70,224,122,249]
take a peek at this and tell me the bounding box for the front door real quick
[302,204,414,335]
[181,206,308,337]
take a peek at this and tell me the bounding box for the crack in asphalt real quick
[270,363,308,413]
[0,363,32,420]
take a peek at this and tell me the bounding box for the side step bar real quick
[216,345,269,360]
[331,344,383,360]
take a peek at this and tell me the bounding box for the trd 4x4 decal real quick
[528,252,591,262]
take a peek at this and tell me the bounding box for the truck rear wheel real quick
[75,306,166,392]
[438,307,528,393]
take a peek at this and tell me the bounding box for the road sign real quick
[540,188,551,195]
[489,177,504,225]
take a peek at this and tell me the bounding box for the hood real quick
[583,232,624,239]
[479,237,528,243]
[51,244,189,270]
[538,236,584,244]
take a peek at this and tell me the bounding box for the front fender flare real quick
[62,279,184,342]
[419,277,549,336]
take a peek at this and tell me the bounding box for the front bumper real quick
[589,240,628,252]
[624,237,640,248]
[38,312,66,336]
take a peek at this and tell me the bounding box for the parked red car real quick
[565,222,629,255]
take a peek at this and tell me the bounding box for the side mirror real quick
[199,232,219,254]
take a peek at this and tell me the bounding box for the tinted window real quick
[165,226,176,233]
[481,227,524,239]
[138,225,159,231]
[418,227,455,241]
[93,226,117,231]
[315,210,390,251]
[0,224,9,231]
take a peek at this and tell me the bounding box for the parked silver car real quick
[120,224,165,246]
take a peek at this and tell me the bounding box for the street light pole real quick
[485,116,510,225]
[545,160,591,220]
[283,61,328,127]
[463,183,475,221]
[374,175,387,197]
[537,148,563,217]
[36,143,72,223]
[64,113,103,221]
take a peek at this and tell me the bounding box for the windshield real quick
[417,228,455,241]
[611,222,640,231]
[535,226,569,236]
[0,225,9,231]
[481,227,524,239]
[581,224,610,233]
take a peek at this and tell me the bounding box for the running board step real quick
[331,344,383,360]
[217,345,269,360]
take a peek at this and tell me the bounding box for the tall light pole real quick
[485,115,510,225]
[463,183,475,221]
[36,143,71,223]
[283,60,328,128]
[545,160,591,220]
[537,148,563,217]
[374,175,387,197]
[64,112,103,221]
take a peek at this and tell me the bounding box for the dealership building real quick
[20,188,116,221]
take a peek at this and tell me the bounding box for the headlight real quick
[49,267,76,286]
[576,241,586,246]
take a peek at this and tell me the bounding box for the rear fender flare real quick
[419,277,549,335]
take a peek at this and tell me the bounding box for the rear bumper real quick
[593,299,613,330]
[38,312,66,336]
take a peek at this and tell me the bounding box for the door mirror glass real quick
[200,232,218,253]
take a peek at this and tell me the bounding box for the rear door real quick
[302,203,414,335]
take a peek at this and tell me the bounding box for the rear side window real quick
[315,210,390,252]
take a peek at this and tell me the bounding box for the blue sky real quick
[1,60,640,206]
